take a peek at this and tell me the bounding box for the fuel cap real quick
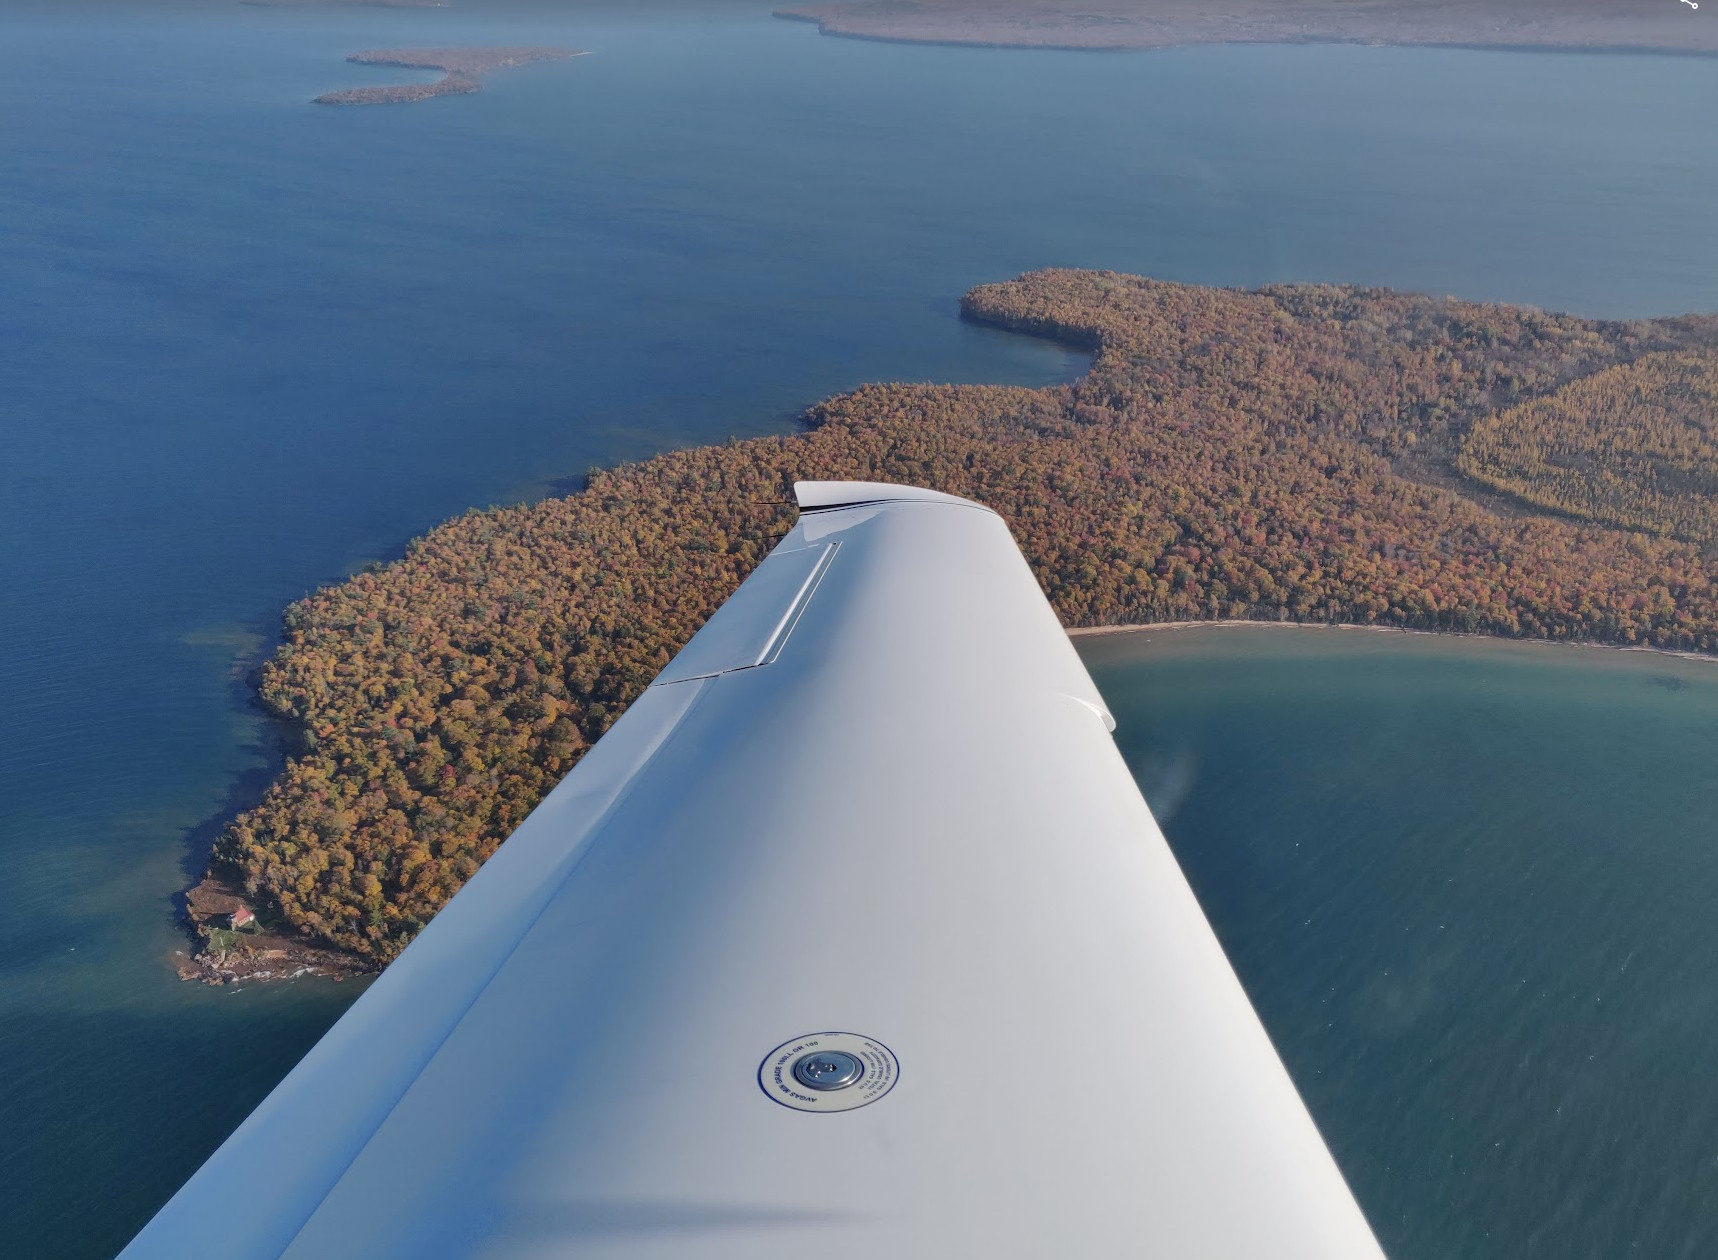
[760,1032,899,1113]
[793,1050,863,1091]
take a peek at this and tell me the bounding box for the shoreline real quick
[802,30,1718,61]
[774,4,1718,58]
[178,876,369,985]
[1068,619,1718,665]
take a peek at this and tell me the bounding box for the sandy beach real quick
[1068,619,1718,665]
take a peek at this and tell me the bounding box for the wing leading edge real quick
[122,481,1384,1259]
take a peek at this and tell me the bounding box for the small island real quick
[189,270,1718,982]
[777,1,1716,55]
[314,47,585,107]
[245,1,449,9]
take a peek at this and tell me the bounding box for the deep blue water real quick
[2,3,1717,1255]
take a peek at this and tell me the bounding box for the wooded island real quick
[190,270,1718,979]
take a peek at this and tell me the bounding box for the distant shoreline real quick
[775,3,1718,57]
[1068,620,1718,665]
[245,1,447,9]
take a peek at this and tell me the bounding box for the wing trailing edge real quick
[123,482,1382,1259]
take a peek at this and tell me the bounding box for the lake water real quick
[1081,628,1718,1260]
[2,3,1716,1255]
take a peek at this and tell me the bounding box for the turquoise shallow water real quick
[3,2,1718,1255]
[1081,628,1718,1259]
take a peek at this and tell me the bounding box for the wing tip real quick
[792,480,992,513]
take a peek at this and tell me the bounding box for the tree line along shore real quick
[190,269,1718,978]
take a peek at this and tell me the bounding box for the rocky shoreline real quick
[178,877,368,985]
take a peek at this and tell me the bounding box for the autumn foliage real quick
[213,270,1718,962]
[1458,351,1718,545]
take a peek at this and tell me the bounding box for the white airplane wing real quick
[121,482,1385,1259]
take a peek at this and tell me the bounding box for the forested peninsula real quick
[776,1,1716,55]
[188,270,1718,980]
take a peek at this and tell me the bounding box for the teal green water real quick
[1080,628,1718,1260]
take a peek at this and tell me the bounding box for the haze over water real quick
[2,3,1717,1255]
